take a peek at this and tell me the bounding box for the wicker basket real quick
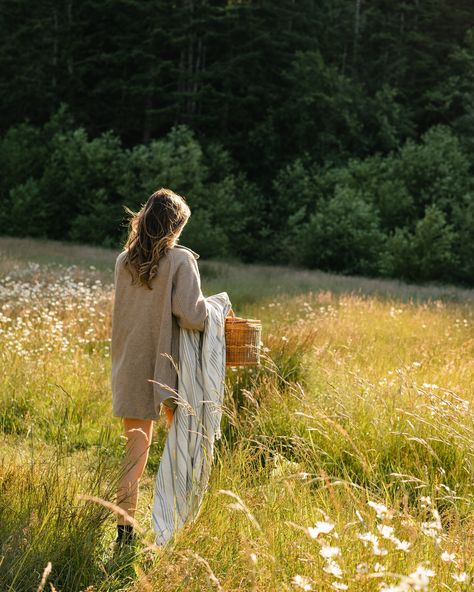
[225,308,262,367]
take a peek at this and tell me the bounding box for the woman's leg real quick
[116,418,154,526]
[164,405,174,429]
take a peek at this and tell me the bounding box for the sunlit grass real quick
[0,236,473,591]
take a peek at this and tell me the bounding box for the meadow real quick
[0,236,473,592]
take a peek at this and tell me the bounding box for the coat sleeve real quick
[171,252,208,331]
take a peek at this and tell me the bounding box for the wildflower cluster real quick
[291,497,470,591]
[292,513,349,591]
[0,264,113,362]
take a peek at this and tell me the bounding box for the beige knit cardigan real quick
[111,243,208,419]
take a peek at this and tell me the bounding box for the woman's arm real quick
[171,252,208,331]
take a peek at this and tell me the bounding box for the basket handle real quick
[227,307,235,318]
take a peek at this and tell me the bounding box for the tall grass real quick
[0,237,472,591]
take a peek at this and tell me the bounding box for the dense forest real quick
[1,0,474,285]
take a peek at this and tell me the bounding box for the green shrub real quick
[451,192,474,284]
[380,205,458,282]
[68,190,125,247]
[40,128,131,241]
[1,105,473,285]
[393,125,472,222]
[127,124,206,202]
[295,186,386,275]
[180,208,230,258]
[6,179,49,238]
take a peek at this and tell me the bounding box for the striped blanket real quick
[152,291,232,546]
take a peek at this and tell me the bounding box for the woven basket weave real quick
[225,308,262,367]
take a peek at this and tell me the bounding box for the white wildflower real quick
[367,500,391,520]
[394,539,411,552]
[440,551,455,562]
[331,583,348,590]
[357,532,387,556]
[403,565,435,591]
[358,532,378,545]
[377,524,395,539]
[320,546,341,559]
[292,575,312,590]
[307,521,335,539]
[374,546,388,556]
[323,561,343,578]
[452,572,468,583]
[421,508,442,543]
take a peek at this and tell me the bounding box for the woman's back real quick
[111,244,208,418]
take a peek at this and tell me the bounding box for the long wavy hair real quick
[122,188,191,289]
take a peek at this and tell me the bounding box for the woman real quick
[111,187,208,545]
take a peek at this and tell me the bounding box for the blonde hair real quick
[123,188,191,289]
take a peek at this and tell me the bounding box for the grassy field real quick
[0,236,473,592]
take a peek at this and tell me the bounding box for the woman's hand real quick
[164,405,174,429]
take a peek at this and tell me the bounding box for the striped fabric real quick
[152,291,232,546]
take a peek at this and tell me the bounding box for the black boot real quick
[116,523,135,545]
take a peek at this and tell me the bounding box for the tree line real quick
[1,0,473,285]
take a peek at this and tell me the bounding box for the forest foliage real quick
[1,0,474,285]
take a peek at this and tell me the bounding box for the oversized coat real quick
[111,243,208,419]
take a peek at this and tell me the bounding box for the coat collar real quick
[174,243,200,259]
